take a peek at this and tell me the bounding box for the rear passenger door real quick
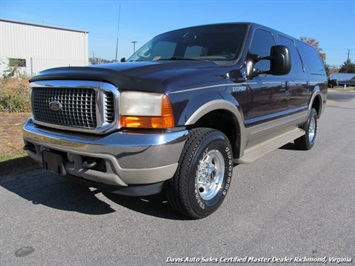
[277,35,309,112]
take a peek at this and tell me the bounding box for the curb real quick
[0,156,40,178]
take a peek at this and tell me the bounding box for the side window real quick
[278,36,303,75]
[296,41,325,76]
[250,29,276,71]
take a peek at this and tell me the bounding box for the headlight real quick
[120,91,175,129]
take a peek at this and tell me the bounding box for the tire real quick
[295,108,318,150]
[166,128,233,219]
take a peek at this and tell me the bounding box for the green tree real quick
[339,59,355,73]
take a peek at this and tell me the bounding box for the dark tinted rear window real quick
[296,41,326,76]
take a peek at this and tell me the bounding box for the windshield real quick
[128,24,248,62]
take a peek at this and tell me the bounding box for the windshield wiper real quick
[160,57,198,61]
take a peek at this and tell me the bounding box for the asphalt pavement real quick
[0,90,354,265]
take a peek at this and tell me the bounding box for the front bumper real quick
[23,118,187,190]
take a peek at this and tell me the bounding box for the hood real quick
[30,61,237,94]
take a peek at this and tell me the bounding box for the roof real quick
[0,18,88,34]
[330,73,355,81]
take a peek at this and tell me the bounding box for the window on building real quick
[9,58,26,67]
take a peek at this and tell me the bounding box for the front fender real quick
[170,88,247,158]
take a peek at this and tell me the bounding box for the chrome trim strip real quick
[30,80,120,134]
[170,84,234,94]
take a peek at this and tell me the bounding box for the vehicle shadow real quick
[102,192,187,220]
[279,142,297,150]
[0,171,116,215]
[0,170,186,220]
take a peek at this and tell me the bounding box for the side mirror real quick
[270,45,291,75]
[245,45,291,79]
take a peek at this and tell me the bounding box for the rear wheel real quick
[295,108,318,150]
[166,128,233,219]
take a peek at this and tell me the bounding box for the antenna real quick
[115,5,121,62]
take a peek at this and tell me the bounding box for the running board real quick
[236,128,305,164]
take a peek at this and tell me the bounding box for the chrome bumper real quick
[23,118,187,187]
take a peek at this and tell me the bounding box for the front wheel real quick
[295,108,318,150]
[166,128,233,219]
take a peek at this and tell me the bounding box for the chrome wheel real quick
[295,108,318,151]
[167,128,233,219]
[196,149,225,201]
[308,116,316,143]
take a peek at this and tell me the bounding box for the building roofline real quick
[0,18,89,34]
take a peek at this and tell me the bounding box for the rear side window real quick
[250,29,276,71]
[296,41,325,76]
[278,35,304,75]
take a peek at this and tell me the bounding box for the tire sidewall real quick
[304,108,318,149]
[187,132,233,217]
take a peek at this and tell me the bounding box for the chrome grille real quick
[104,92,115,123]
[32,87,97,129]
[30,80,119,134]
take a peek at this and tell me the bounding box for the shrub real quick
[0,77,31,113]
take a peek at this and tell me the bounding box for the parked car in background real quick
[330,73,355,86]
[328,78,338,88]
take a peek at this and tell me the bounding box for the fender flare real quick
[309,86,325,118]
[185,99,247,158]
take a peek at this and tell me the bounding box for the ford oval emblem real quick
[49,101,62,111]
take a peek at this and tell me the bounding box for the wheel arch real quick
[309,88,324,118]
[185,100,246,159]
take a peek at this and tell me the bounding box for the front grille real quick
[32,87,97,129]
[30,80,118,133]
[104,92,115,123]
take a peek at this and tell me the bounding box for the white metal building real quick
[0,19,88,76]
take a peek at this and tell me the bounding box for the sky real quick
[1,0,354,67]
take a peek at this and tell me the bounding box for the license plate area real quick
[42,150,66,175]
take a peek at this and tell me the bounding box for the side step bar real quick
[236,127,305,164]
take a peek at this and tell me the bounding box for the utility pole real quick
[347,49,350,62]
[115,5,121,62]
[131,41,137,53]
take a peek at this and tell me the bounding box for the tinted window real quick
[128,24,248,61]
[250,29,276,71]
[296,41,325,76]
[151,41,176,59]
[278,35,304,75]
